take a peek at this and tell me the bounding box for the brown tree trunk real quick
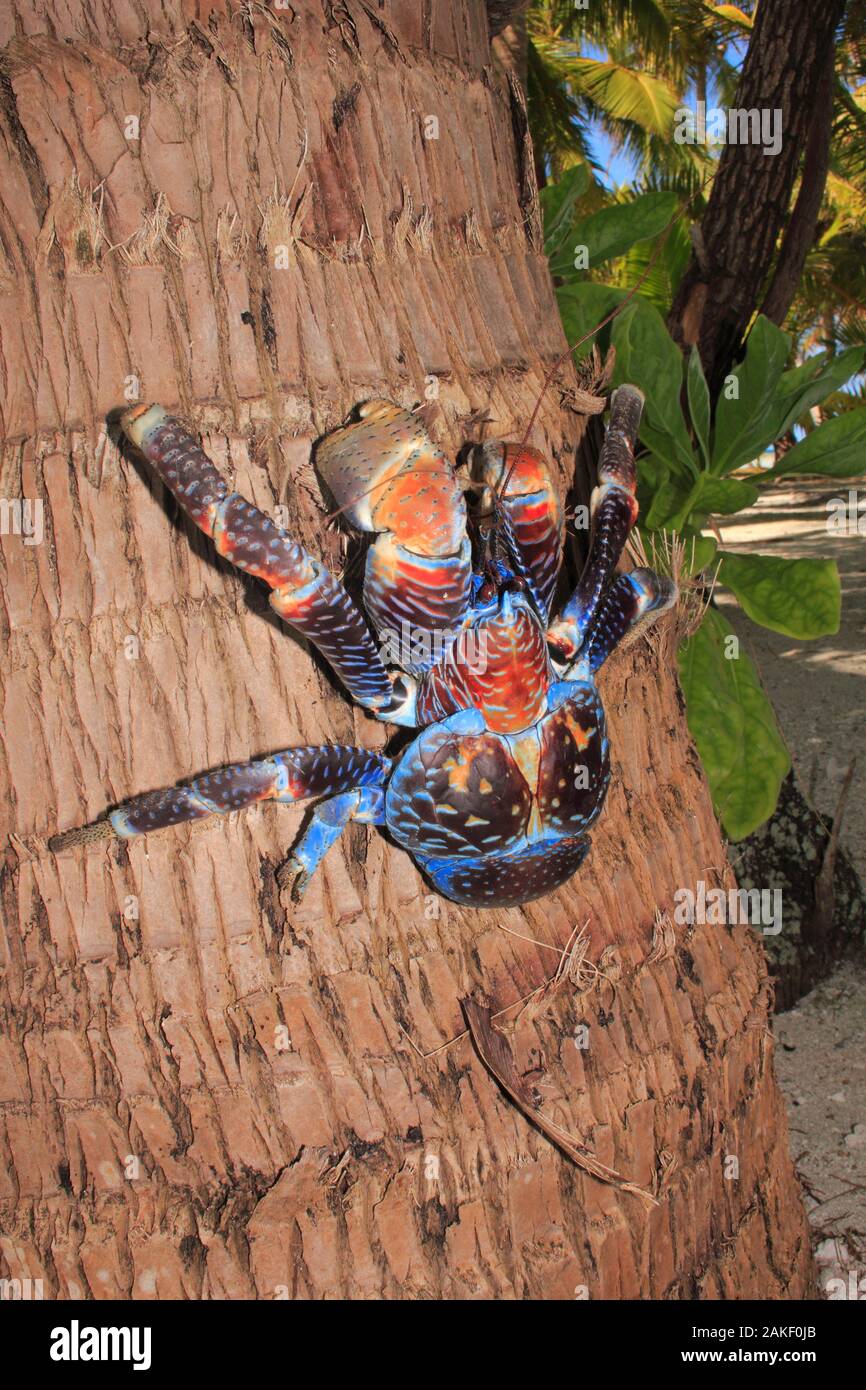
[668,0,843,394]
[759,35,836,327]
[666,2,860,1015]
[0,1,811,1299]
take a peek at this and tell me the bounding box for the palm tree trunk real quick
[759,34,836,327]
[0,0,811,1299]
[669,0,844,395]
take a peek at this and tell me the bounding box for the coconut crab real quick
[50,386,676,908]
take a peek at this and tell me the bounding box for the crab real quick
[50,386,676,908]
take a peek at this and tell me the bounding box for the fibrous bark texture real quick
[0,1,811,1299]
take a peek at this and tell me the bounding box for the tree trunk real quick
[666,1,861,1013]
[0,1,812,1299]
[758,34,836,327]
[735,772,866,1013]
[668,0,843,395]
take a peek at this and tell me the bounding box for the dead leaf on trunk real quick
[461,995,658,1208]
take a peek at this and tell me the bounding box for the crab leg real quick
[547,385,643,662]
[49,746,390,848]
[470,439,564,619]
[315,401,472,674]
[121,406,398,716]
[578,569,677,674]
[279,786,386,900]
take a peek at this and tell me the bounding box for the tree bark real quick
[668,0,844,394]
[737,772,866,1013]
[759,36,836,327]
[0,0,811,1299]
[666,1,861,1012]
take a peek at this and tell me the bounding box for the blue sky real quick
[580,35,749,191]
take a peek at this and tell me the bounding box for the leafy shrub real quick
[541,173,866,838]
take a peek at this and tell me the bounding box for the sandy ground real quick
[775,962,866,1298]
[713,479,865,1298]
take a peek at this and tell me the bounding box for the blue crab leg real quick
[280,786,386,900]
[547,385,643,662]
[315,401,472,675]
[121,406,399,716]
[577,569,678,674]
[470,440,564,619]
[49,746,390,849]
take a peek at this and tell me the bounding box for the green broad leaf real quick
[645,474,757,530]
[717,553,841,638]
[636,452,669,492]
[687,346,711,467]
[617,217,693,316]
[711,316,791,474]
[639,421,698,477]
[721,345,866,481]
[635,452,669,520]
[770,345,866,442]
[692,476,759,515]
[680,532,718,576]
[645,476,693,528]
[556,282,629,362]
[547,190,678,278]
[715,345,866,480]
[540,165,592,258]
[762,405,866,480]
[679,607,790,840]
[611,299,697,477]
